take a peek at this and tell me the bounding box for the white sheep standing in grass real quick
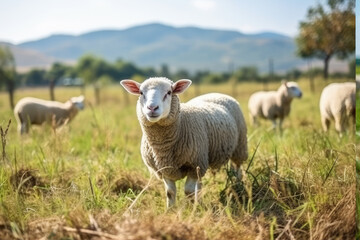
[319,82,355,135]
[248,81,302,131]
[14,96,85,135]
[120,77,248,208]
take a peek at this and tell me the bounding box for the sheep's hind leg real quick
[185,176,202,203]
[17,123,23,135]
[321,116,330,132]
[230,162,243,181]
[334,115,345,137]
[231,132,248,181]
[20,122,28,135]
[163,178,176,209]
[249,113,258,126]
[269,119,277,131]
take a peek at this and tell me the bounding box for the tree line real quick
[2,53,355,104]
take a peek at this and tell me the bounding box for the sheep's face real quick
[284,82,302,99]
[121,78,192,123]
[139,80,173,122]
[71,95,85,110]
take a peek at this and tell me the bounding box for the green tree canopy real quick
[46,62,69,100]
[77,55,117,105]
[233,66,259,82]
[23,69,47,86]
[76,55,102,85]
[296,0,355,79]
[115,60,141,80]
[174,69,190,80]
[0,47,16,86]
[47,62,68,82]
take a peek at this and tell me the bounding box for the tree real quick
[174,69,190,80]
[142,67,157,78]
[46,62,68,100]
[233,66,259,82]
[229,66,259,98]
[231,66,259,97]
[192,71,209,96]
[296,0,355,79]
[22,69,47,86]
[159,64,171,78]
[286,69,302,81]
[0,46,16,109]
[115,60,141,79]
[77,55,99,104]
[202,73,226,84]
[77,55,114,105]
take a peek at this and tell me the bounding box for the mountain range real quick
[2,23,349,73]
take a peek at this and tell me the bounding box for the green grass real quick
[0,78,356,239]
[356,86,360,240]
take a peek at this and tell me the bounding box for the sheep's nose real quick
[299,92,303,98]
[147,104,159,112]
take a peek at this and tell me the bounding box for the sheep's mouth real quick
[147,113,160,118]
[146,113,161,122]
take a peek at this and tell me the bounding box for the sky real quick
[0,0,325,44]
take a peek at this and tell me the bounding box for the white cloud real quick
[191,0,216,11]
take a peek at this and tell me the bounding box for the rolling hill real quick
[12,23,348,73]
[0,42,57,72]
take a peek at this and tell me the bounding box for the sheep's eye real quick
[140,91,143,95]
[167,91,171,95]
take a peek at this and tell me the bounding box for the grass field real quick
[356,81,360,240]
[0,78,356,239]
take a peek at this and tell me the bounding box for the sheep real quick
[248,81,302,131]
[120,77,248,208]
[319,82,355,135]
[14,95,85,135]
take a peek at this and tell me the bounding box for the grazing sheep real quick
[14,96,85,134]
[248,81,302,131]
[120,77,248,208]
[319,82,355,135]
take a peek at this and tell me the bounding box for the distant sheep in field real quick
[319,82,355,135]
[248,81,302,131]
[14,96,85,135]
[120,77,248,208]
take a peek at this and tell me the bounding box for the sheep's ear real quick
[281,79,288,87]
[120,80,141,95]
[172,79,192,95]
[77,95,85,102]
[71,95,85,103]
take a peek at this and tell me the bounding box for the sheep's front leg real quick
[20,122,28,135]
[230,163,242,181]
[185,176,202,202]
[271,119,277,130]
[279,118,284,135]
[163,178,176,208]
